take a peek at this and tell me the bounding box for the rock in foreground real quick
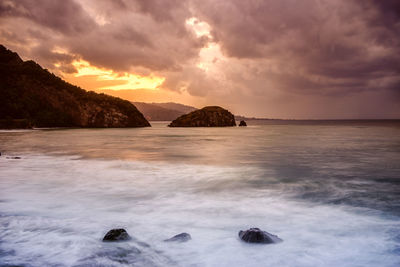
[168,106,236,127]
[164,233,191,242]
[103,229,131,242]
[238,228,282,244]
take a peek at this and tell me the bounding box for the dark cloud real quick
[0,0,202,72]
[367,0,400,28]
[0,0,399,118]
[0,0,96,34]
[191,0,400,97]
[112,27,154,48]
[133,0,187,22]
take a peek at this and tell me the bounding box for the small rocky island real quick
[168,106,236,127]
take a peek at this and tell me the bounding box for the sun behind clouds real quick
[61,59,164,91]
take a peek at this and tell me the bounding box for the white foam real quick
[0,155,399,266]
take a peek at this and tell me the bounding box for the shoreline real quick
[1,119,400,130]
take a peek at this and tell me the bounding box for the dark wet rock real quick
[0,119,32,129]
[239,120,247,126]
[6,156,21,159]
[238,228,282,244]
[103,229,131,242]
[168,106,236,127]
[164,232,191,242]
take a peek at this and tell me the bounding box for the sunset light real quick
[70,59,164,90]
[1,1,400,265]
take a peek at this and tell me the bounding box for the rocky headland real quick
[0,45,150,128]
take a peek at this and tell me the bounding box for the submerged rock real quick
[164,233,191,242]
[6,156,21,159]
[238,228,282,244]
[103,229,131,242]
[239,120,247,126]
[168,106,236,127]
[95,246,141,260]
[82,240,177,266]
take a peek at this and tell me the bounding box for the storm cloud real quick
[0,0,399,118]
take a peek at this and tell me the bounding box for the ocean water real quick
[0,121,399,267]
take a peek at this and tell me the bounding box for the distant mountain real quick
[151,102,197,114]
[0,45,150,128]
[132,102,197,121]
[234,115,271,121]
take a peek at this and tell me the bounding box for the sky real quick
[0,0,399,119]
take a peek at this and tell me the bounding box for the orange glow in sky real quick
[51,17,229,112]
[57,18,217,107]
[62,59,164,91]
[59,58,204,108]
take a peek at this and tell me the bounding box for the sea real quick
[0,121,399,267]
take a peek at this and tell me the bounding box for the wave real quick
[0,154,399,266]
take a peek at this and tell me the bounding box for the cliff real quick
[0,45,150,128]
[168,106,236,127]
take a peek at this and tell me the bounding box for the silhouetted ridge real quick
[0,45,23,65]
[0,45,150,128]
[132,102,197,121]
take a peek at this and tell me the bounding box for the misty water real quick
[0,121,400,266]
